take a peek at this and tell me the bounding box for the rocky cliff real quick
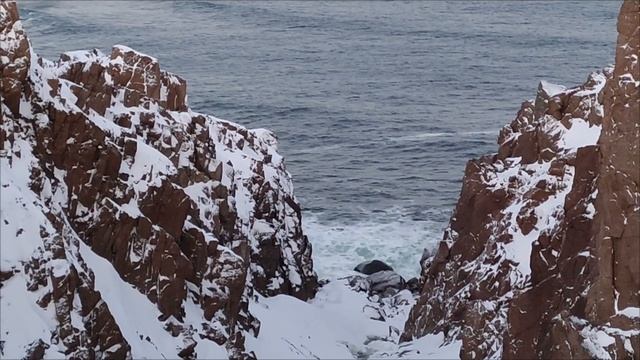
[402,1,639,359]
[0,1,317,358]
[2,0,639,359]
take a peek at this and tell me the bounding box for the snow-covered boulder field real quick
[402,1,640,358]
[1,1,319,357]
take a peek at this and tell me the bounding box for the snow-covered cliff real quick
[402,1,639,358]
[2,0,638,359]
[0,1,317,357]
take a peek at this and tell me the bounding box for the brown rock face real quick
[1,1,317,358]
[0,0,29,117]
[586,0,640,323]
[403,1,639,359]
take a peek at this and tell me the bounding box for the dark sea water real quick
[19,1,619,278]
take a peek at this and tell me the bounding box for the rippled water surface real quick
[20,1,618,278]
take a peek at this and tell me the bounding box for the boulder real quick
[354,259,394,275]
[405,277,420,293]
[347,275,371,292]
[368,270,405,294]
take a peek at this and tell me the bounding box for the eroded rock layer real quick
[0,1,317,358]
[402,1,639,359]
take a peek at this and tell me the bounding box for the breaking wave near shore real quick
[304,207,447,280]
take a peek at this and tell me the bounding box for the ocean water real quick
[19,1,618,279]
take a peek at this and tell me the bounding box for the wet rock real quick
[368,270,405,294]
[405,277,420,293]
[354,259,394,275]
[346,270,407,296]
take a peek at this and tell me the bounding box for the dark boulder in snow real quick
[405,277,420,293]
[354,259,394,275]
[368,270,405,294]
[345,269,406,296]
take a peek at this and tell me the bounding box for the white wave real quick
[389,129,498,142]
[291,143,344,154]
[291,130,498,155]
[303,210,446,280]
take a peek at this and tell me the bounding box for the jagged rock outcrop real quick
[402,1,639,359]
[0,1,317,358]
